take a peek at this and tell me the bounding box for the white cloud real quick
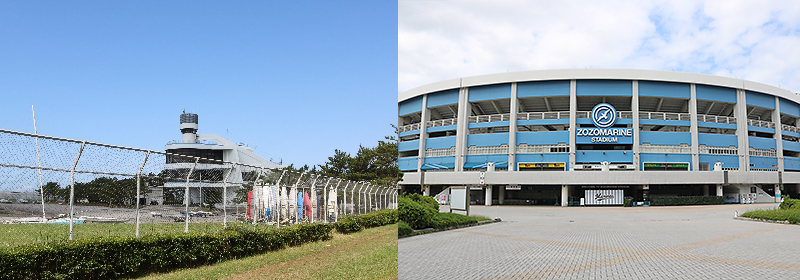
[399,0,800,94]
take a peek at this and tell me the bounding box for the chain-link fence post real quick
[274,169,286,228]
[309,175,318,222]
[221,164,232,228]
[342,181,350,216]
[321,177,331,223]
[32,108,46,220]
[135,152,150,238]
[252,170,264,225]
[184,157,200,233]
[68,141,87,241]
[292,173,304,224]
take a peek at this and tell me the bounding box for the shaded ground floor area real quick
[400,183,799,206]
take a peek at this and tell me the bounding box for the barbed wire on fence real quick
[0,129,398,242]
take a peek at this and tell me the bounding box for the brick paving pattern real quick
[399,203,800,279]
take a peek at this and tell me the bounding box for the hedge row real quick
[0,223,332,280]
[741,209,800,224]
[430,212,483,229]
[0,209,399,280]
[649,196,724,206]
[333,209,398,234]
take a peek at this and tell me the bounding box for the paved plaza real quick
[399,203,800,279]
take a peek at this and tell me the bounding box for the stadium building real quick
[397,69,800,206]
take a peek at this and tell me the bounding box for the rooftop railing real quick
[782,124,800,134]
[427,118,458,128]
[468,113,511,123]
[697,114,737,124]
[516,111,569,120]
[398,123,421,133]
[639,112,692,121]
[747,119,776,129]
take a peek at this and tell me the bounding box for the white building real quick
[148,112,283,205]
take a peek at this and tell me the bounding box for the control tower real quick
[180,112,199,144]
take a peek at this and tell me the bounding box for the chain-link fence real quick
[0,129,398,243]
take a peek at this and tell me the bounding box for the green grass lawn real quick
[138,224,398,280]
[0,222,225,249]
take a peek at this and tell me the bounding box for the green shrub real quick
[398,221,413,237]
[430,212,481,229]
[399,196,436,229]
[334,209,398,234]
[649,196,724,206]
[0,223,333,280]
[780,198,799,210]
[334,218,363,234]
[741,209,800,224]
[405,193,439,212]
[623,198,633,207]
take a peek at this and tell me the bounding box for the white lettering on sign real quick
[576,128,632,136]
[576,128,632,143]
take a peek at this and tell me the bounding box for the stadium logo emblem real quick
[591,103,616,128]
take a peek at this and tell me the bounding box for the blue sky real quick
[400,1,800,94]
[0,1,397,168]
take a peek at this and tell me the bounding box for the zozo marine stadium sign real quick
[575,103,632,143]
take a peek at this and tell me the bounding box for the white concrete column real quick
[485,186,492,206]
[499,186,505,204]
[508,83,518,172]
[716,184,723,196]
[735,89,750,171]
[561,185,569,207]
[455,86,469,172]
[632,80,640,171]
[417,95,429,172]
[569,80,577,170]
[774,96,784,171]
[690,84,699,171]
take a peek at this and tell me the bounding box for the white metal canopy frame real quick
[0,128,399,241]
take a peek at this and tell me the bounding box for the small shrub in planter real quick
[398,221,413,237]
[399,196,436,229]
[623,198,633,207]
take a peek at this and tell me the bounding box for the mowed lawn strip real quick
[138,224,398,280]
[0,222,224,248]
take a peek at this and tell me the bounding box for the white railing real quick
[516,111,570,120]
[427,118,458,128]
[425,147,456,157]
[516,144,569,153]
[468,113,511,123]
[749,148,777,157]
[398,123,421,133]
[466,145,508,155]
[639,112,692,121]
[747,119,776,129]
[782,124,800,134]
[639,144,691,154]
[699,145,739,155]
[697,114,737,124]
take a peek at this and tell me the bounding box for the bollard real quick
[735,210,738,217]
